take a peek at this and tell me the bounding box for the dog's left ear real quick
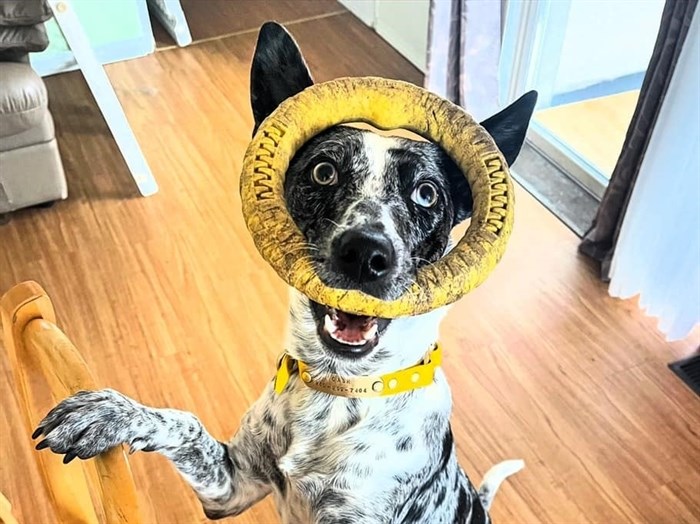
[479,91,538,166]
[251,22,314,135]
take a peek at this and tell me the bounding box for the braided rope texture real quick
[240,77,514,318]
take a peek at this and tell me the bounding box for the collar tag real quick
[274,353,295,394]
[274,344,442,398]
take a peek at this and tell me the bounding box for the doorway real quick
[500,0,664,200]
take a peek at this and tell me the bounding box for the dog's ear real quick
[446,91,538,225]
[250,22,314,134]
[480,91,538,166]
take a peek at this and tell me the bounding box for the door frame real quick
[500,0,608,199]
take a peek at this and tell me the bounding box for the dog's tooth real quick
[324,314,336,334]
[363,323,378,340]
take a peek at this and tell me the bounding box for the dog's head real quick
[250,22,536,372]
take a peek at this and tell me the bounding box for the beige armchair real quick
[0,0,67,213]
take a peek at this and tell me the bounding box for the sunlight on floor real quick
[535,90,640,178]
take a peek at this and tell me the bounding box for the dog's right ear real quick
[251,22,314,135]
[479,91,538,166]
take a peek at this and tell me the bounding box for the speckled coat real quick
[31,21,535,524]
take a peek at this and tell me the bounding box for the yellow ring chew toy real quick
[240,77,513,318]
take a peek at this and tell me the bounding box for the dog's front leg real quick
[33,389,272,519]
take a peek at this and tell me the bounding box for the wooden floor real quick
[535,90,640,178]
[1,6,699,524]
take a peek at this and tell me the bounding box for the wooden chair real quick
[1,281,144,524]
[0,490,19,524]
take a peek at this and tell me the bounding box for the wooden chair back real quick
[0,490,19,524]
[0,281,143,524]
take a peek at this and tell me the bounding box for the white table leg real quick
[147,0,193,47]
[48,0,159,196]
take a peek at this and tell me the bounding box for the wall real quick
[339,0,375,26]
[554,0,664,94]
[340,0,663,95]
[339,0,430,72]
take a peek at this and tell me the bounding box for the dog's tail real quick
[477,459,524,511]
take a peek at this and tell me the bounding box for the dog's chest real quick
[276,425,430,523]
[269,385,451,523]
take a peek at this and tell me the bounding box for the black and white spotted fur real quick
[33,23,537,523]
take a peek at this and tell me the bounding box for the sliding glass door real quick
[500,0,664,199]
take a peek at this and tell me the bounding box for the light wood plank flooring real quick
[1,8,698,524]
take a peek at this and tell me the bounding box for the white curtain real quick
[609,8,700,341]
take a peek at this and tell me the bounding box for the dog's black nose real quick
[332,228,396,283]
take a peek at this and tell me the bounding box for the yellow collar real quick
[274,344,442,398]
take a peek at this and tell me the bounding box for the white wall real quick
[338,0,375,26]
[339,0,430,72]
[554,0,664,93]
[340,0,663,93]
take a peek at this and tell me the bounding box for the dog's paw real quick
[33,389,151,463]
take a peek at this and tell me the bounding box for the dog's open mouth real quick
[310,301,391,357]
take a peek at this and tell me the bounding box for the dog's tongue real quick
[324,309,378,346]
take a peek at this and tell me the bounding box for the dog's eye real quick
[411,181,438,208]
[311,162,338,186]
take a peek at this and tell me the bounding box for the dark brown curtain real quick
[579,0,698,280]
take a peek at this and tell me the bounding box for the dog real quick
[32,22,536,523]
